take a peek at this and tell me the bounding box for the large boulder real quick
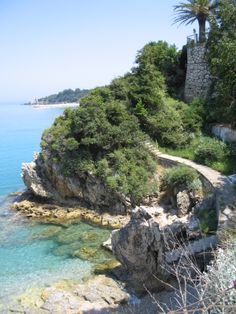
[41,275,128,313]
[112,207,165,285]
[111,206,218,291]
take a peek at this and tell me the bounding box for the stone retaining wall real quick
[157,155,214,194]
[212,124,236,143]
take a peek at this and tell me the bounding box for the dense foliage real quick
[40,38,217,202]
[38,88,90,104]
[41,98,157,203]
[133,41,187,97]
[163,165,199,191]
[107,42,200,148]
[194,136,228,165]
[206,0,236,127]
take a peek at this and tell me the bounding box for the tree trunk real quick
[198,19,206,43]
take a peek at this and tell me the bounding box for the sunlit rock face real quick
[112,207,165,286]
[22,153,131,214]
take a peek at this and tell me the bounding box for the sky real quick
[0,0,198,102]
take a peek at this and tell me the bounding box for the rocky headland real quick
[22,153,133,214]
[12,131,236,313]
[10,144,226,312]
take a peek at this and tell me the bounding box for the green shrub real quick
[96,147,158,203]
[41,98,157,204]
[194,137,228,166]
[195,208,218,234]
[163,165,199,191]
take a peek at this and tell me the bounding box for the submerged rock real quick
[29,225,62,241]
[40,275,129,313]
[11,199,130,229]
[72,247,101,261]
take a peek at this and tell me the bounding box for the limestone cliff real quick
[22,153,131,214]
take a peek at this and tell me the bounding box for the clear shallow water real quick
[0,103,112,309]
[0,103,64,196]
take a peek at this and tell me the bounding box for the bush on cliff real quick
[163,165,199,192]
[41,100,157,204]
[83,51,201,149]
[194,136,228,166]
[40,39,204,203]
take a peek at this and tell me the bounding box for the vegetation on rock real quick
[40,2,236,207]
[41,97,157,204]
[163,165,199,192]
[40,40,204,203]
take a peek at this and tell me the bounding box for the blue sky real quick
[0,0,198,102]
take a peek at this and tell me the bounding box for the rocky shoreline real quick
[9,192,219,313]
[11,147,224,313]
[6,194,130,313]
[12,195,130,230]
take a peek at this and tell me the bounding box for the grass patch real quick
[157,136,236,175]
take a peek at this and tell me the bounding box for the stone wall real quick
[184,44,211,103]
[212,124,236,143]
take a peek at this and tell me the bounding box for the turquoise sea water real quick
[0,103,111,309]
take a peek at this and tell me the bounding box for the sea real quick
[0,103,111,310]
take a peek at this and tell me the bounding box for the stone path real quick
[145,142,236,231]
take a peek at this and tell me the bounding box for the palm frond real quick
[172,0,217,26]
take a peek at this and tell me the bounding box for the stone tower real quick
[184,43,211,103]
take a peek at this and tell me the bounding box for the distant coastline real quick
[31,102,79,109]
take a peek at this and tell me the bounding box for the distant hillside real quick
[35,88,90,104]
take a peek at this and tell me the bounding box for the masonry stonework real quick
[184,44,211,103]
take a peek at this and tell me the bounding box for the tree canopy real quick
[37,88,90,104]
[41,41,203,203]
[206,0,236,127]
[173,0,218,42]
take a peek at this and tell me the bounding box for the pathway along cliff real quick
[21,141,236,232]
[145,142,236,232]
[110,143,236,294]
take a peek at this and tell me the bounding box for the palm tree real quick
[173,0,218,43]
